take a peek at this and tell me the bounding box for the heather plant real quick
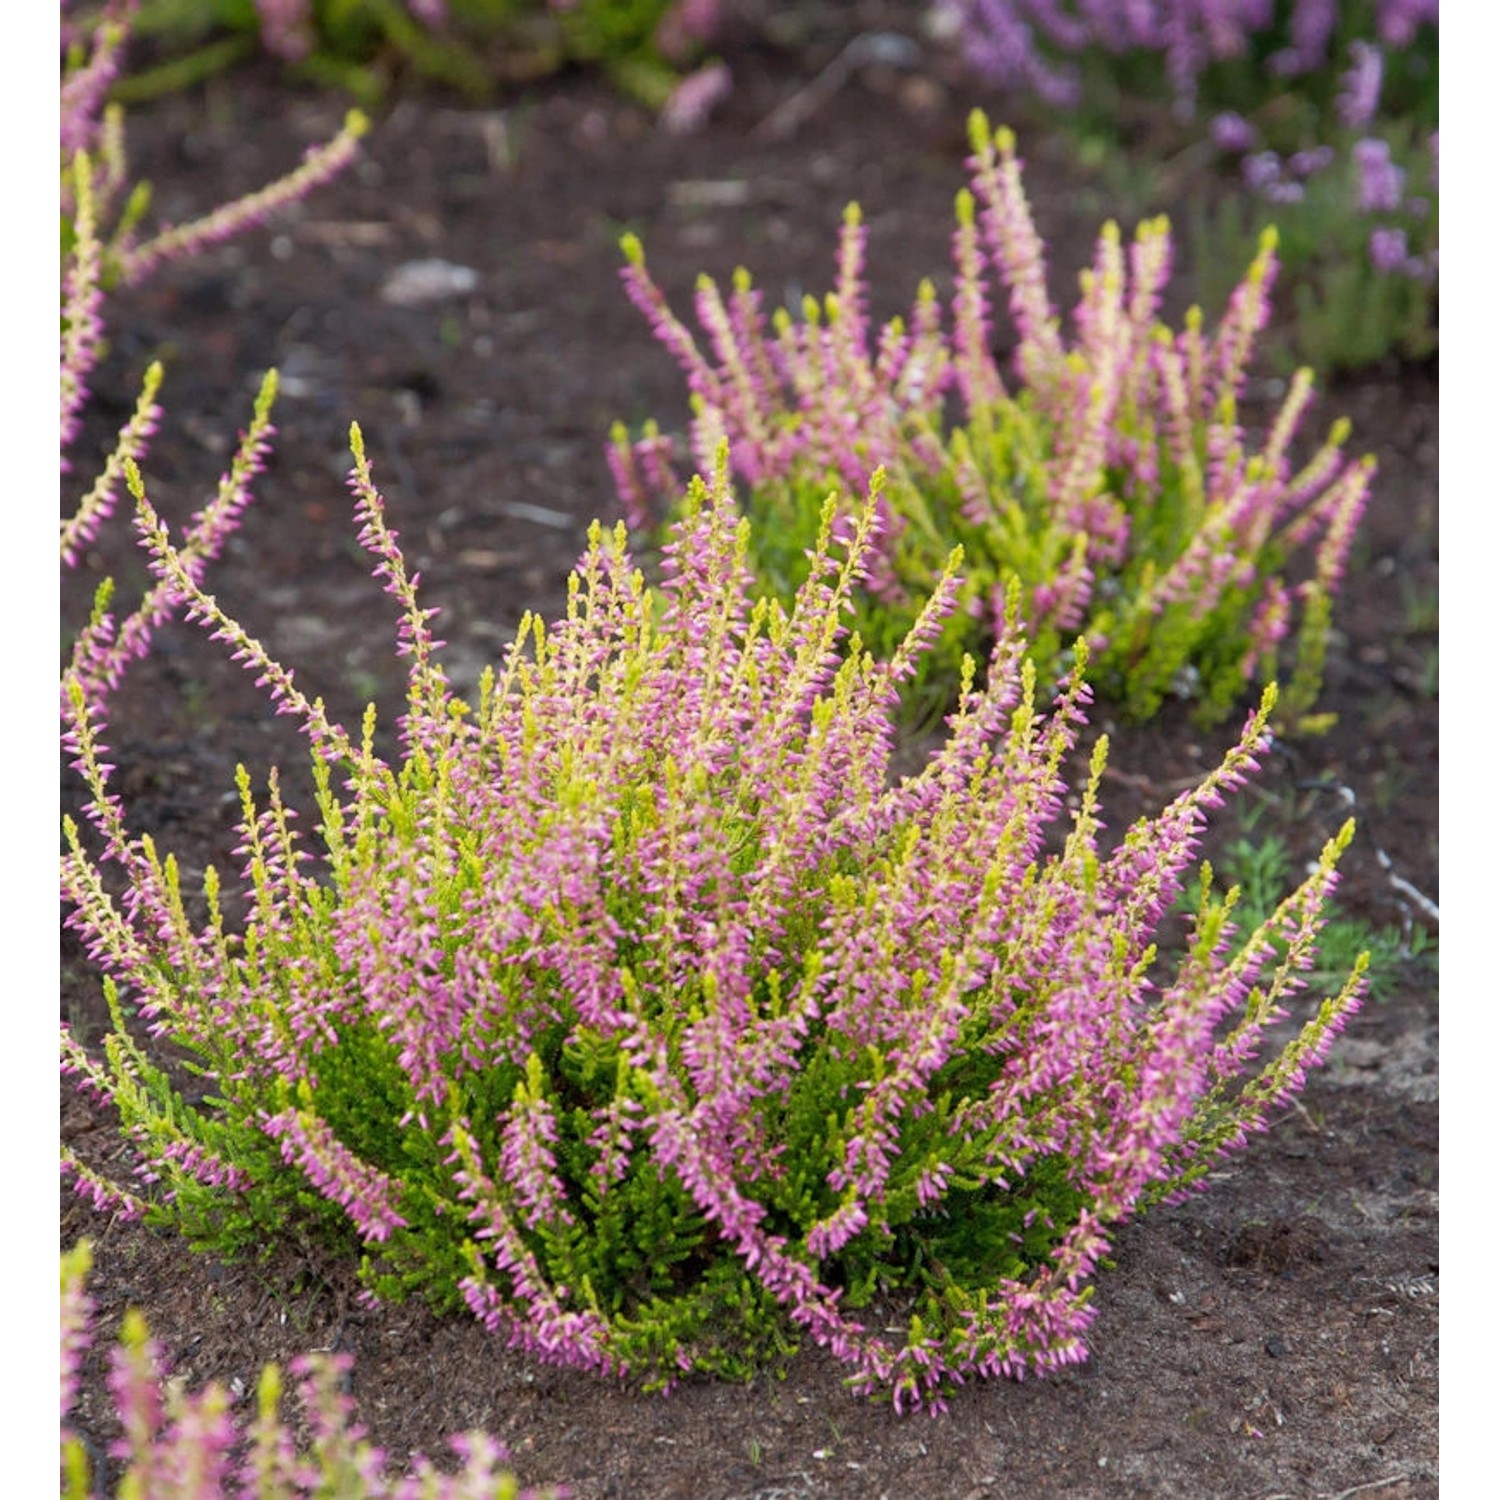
[60,1242,546,1498]
[119,0,725,107]
[61,402,1365,1409]
[936,1,1436,120]
[936,1,1438,371]
[610,113,1373,727]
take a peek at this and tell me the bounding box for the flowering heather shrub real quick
[61,410,1365,1409]
[610,114,1372,727]
[60,1242,545,1499]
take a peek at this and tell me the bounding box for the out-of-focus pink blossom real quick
[660,60,732,134]
[253,0,313,62]
[1337,40,1384,129]
[1242,150,1283,193]
[1377,0,1438,49]
[1211,111,1258,153]
[1368,225,1409,272]
[1354,136,1405,212]
[656,0,724,62]
[1288,145,1335,178]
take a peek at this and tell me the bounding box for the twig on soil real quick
[754,33,923,140]
[1321,1475,1420,1499]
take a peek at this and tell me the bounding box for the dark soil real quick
[61,8,1437,1496]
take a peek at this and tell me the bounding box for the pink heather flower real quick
[1210,111,1258,153]
[655,0,724,61]
[1354,137,1405,213]
[60,1249,94,1424]
[261,1109,410,1242]
[118,112,367,286]
[1269,0,1336,74]
[1288,146,1335,178]
[62,1245,535,1498]
[1337,40,1385,129]
[1242,150,1283,194]
[60,0,134,156]
[253,0,314,62]
[660,60,732,134]
[1368,226,1409,273]
[1377,0,1437,48]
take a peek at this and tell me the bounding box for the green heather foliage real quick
[61,406,1365,1409]
[60,1242,543,1498]
[610,115,1373,729]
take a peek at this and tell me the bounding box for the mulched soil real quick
[61,6,1438,1496]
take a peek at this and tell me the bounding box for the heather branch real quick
[127,451,359,766]
[60,1241,547,1498]
[117,109,370,285]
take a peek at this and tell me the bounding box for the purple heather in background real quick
[1210,110,1258,151]
[1368,225,1409,273]
[944,0,1439,298]
[1337,38,1384,128]
[946,0,1437,102]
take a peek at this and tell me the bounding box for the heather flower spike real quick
[63,410,1366,1409]
[611,114,1373,726]
[117,109,369,286]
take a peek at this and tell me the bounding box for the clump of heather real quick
[611,113,1372,727]
[61,0,365,563]
[60,1241,549,1499]
[61,408,1364,1410]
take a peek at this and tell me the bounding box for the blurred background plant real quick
[85,0,730,109]
[936,0,1438,373]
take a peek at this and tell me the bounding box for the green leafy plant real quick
[113,0,724,106]
[611,113,1373,728]
[62,378,1367,1408]
[1186,822,1433,1003]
